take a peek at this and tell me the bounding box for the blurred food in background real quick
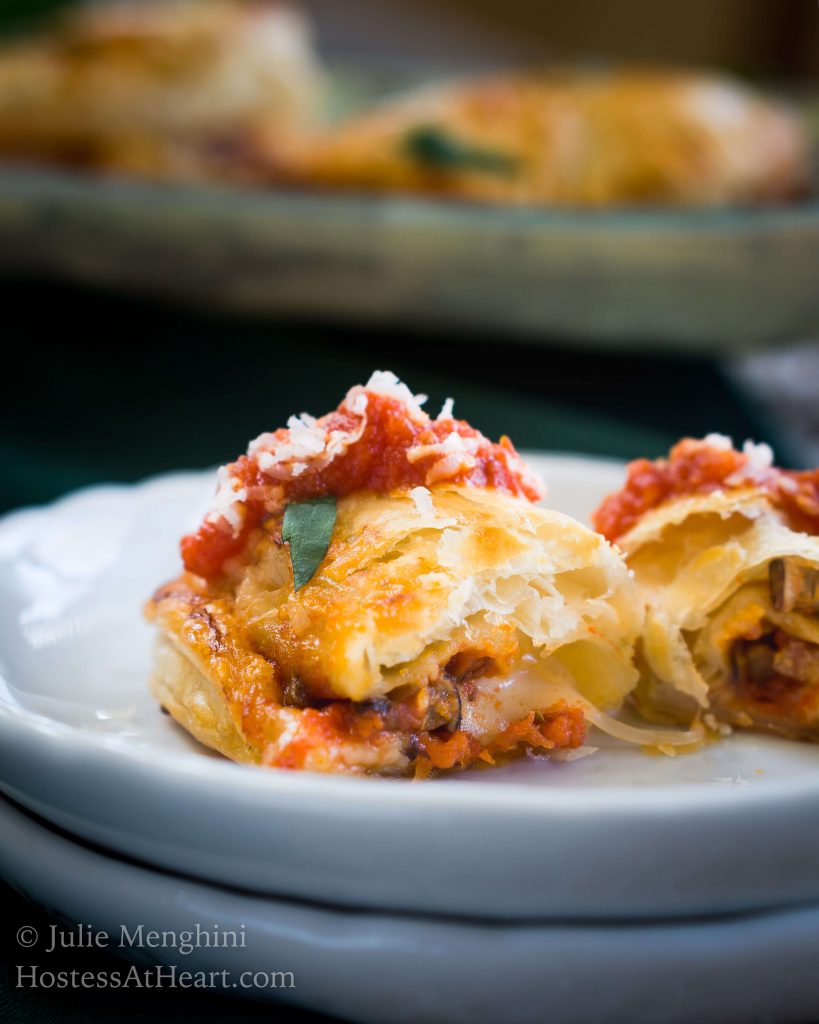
[0,0,810,207]
[0,0,320,181]
[0,0,815,353]
[287,69,808,207]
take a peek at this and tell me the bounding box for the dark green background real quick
[0,1,74,32]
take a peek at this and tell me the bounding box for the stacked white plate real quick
[3,456,819,1023]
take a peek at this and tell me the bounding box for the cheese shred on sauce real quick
[182,370,544,579]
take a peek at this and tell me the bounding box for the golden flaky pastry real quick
[285,69,808,207]
[146,372,656,777]
[594,436,819,741]
[0,0,319,180]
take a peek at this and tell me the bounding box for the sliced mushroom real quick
[444,653,493,685]
[746,641,775,683]
[281,675,309,707]
[363,678,462,732]
[732,639,775,685]
[421,679,462,732]
[773,638,819,688]
[769,558,819,614]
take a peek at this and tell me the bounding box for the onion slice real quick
[582,702,705,749]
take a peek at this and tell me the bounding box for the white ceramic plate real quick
[4,794,819,1024]
[3,456,819,921]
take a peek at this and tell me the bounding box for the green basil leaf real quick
[403,125,519,177]
[282,497,337,592]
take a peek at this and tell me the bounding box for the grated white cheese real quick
[725,438,775,486]
[199,369,544,535]
[407,431,479,463]
[360,370,428,420]
[344,391,368,416]
[703,432,733,451]
[207,371,429,529]
[205,467,248,535]
[437,397,454,420]
[252,412,324,466]
[702,433,775,486]
[251,408,368,480]
[741,439,774,480]
[407,431,480,485]
[428,454,476,485]
[409,485,435,518]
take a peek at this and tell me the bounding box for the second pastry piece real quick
[594,436,819,740]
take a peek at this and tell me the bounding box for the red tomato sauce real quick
[182,390,541,579]
[593,437,819,543]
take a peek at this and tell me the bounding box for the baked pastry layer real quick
[595,438,819,740]
[148,485,642,775]
[0,0,319,180]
